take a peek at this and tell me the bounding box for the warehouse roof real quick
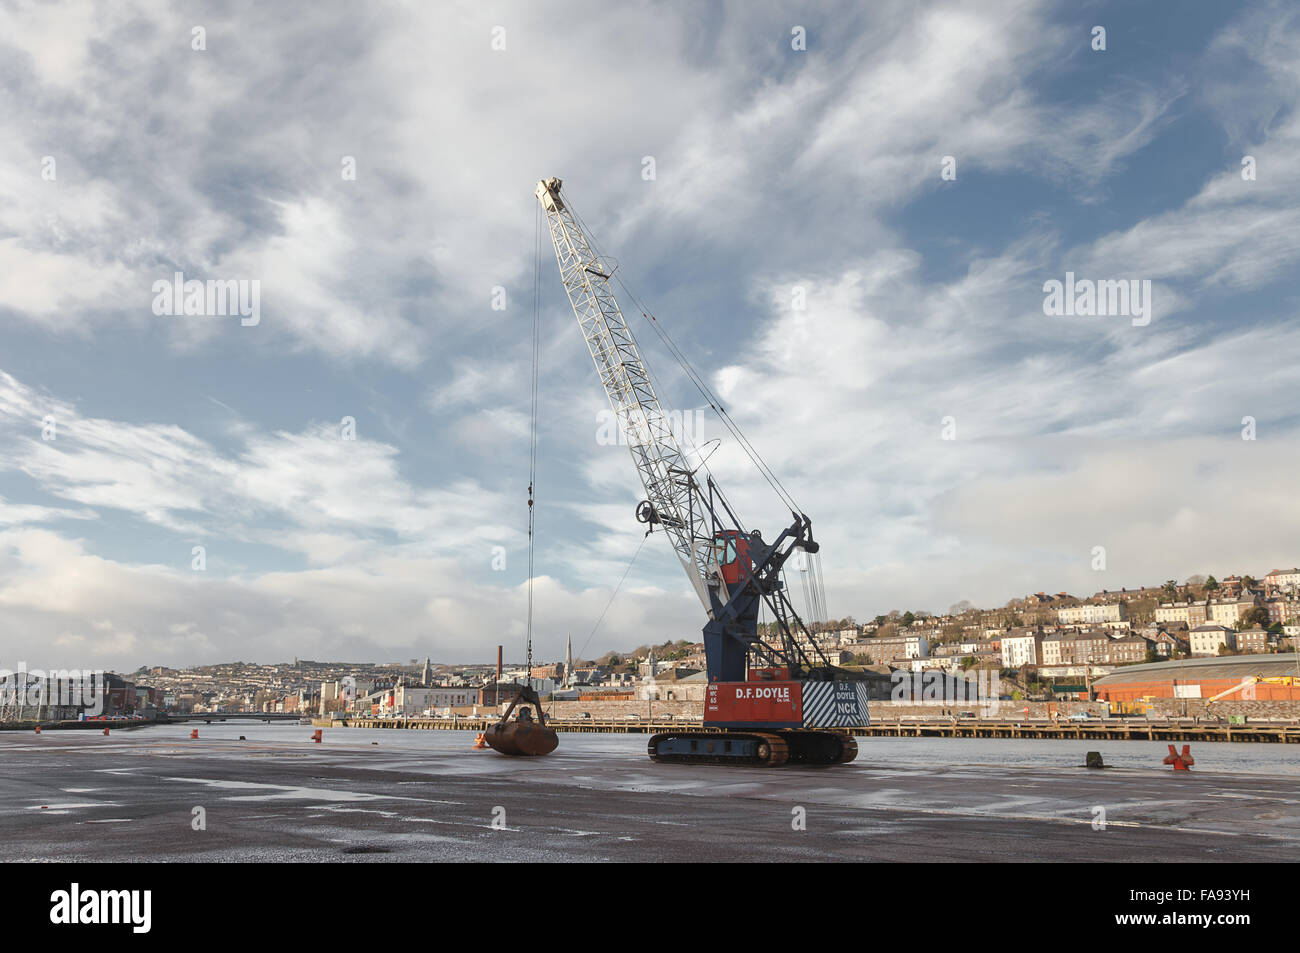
[1093,653,1300,685]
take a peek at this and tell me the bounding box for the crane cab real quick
[710,530,753,587]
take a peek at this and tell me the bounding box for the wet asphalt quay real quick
[2,726,1296,862]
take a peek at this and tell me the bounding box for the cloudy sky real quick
[2,0,1298,672]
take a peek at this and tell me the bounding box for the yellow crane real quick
[1204,675,1298,708]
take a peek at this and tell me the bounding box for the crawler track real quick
[648,729,857,766]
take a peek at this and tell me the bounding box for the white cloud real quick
[0,498,96,526]
[2,1,1299,671]
[0,527,702,670]
[0,370,515,549]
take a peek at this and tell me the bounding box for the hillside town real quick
[791,567,1300,677]
[76,566,1297,721]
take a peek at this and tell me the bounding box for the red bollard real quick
[311,729,322,743]
[190,729,199,739]
[102,727,110,736]
[1163,744,1194,771]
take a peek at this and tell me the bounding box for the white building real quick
[1057,603,1125,626]
[1206,598,1258,627]
[392,684,479,714]
[1189,625,1234,657]
[1265,568,1300,590]
[1156,602,1192,624]
[1001,631,1044,667]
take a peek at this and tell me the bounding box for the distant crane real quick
[1203,674,1298,709]
[535,177,867,766]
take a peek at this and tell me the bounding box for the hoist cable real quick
[525,201,543,682]
[575,534,649,667]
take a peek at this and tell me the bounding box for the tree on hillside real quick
[1128,596,1157,625]
[1238,607,1269,630]
[1205,575,1219,592]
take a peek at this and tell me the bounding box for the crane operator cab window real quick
[713,531,752,587]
